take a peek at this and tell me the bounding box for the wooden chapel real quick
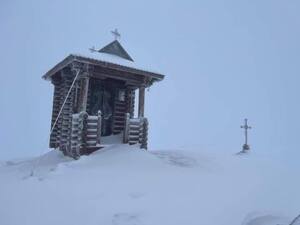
[43,36,164,159]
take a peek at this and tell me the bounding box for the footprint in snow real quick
[241,212,289,225]
[152,151,198,168]
[112,213,142,225]
[129,192,145,199]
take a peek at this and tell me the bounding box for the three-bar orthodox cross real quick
[240,118,252,151]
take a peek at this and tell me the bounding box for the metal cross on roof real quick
[240,118,252,151]
[111,28,121,40]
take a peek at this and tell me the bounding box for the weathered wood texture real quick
[140,118,148,149]
[126,88,135,118]
[86,80,92,115]
[92,66,145,86]
[69,111,102,159]
[49,76,62,148]
[47,60,157,154]
[78,77,90,112]
[72,81,81,113]
[96,111,102,145]
[123,114,148,149]
[59,71,76,153]
[111,87,135,134]
[70,111,86,159]
[112,98,126,134]
[138,86,145,118]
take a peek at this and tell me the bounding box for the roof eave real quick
[42,54,165,82]
[42,55,75,80]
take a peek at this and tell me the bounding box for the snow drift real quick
[0,144,299,225]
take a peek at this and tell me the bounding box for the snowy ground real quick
[0,145,299,225]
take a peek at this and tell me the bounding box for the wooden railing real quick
[68,111,102,159]
[123,113,148,149]
[65,111,148,159]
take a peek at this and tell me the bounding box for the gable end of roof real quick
[98,40,134,62]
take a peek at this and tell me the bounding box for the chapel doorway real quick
[88,79,115,136]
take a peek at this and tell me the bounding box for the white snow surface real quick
[0,145,299,225]
[73,50,161,75]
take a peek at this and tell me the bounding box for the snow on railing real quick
[69,111,102,159]
[123,113,148,149]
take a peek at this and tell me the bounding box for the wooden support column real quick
[96,110,102,145]
[125,87,135,118]
[138,86,145,118]
[78,76,90,112]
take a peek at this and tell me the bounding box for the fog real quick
[0,0,299,159]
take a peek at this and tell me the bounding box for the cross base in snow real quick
[242,144,250,151]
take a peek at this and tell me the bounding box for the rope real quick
[289,213,300,225]
[50,69,81,135]
[29,69,81,178]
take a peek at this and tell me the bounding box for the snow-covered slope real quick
[0,145,299,225]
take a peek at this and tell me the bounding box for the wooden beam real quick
[90,70,143,86]
[78,76,90,112]
[138,86,145,118]
[96,111,102,145]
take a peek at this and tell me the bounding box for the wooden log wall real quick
[123,113,148,149]
[112,88,135,134]
[112,96,126,134]
[140,118,148,149]
[70,111,102,159]
[70,112,85,159]
[59,72,76,153]
[50,76,62,148]
[48,63,149,153]
[85,115,99,147]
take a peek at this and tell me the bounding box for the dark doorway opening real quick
[88,79,115,136]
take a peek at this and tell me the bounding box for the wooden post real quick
[123,113,130,143]
[125,88,135,118]
[141,118,148,150]
[81,112,88,155]
[96,110,102,145]
[138,86,145,118]
[79,76,90,112]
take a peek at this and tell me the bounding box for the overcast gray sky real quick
[0,0,299,159]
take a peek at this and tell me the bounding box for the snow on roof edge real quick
[72,52,163,76]
[43,53,165,81]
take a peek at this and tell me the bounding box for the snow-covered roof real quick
[72,50,161,75]
[43,41,164,81]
